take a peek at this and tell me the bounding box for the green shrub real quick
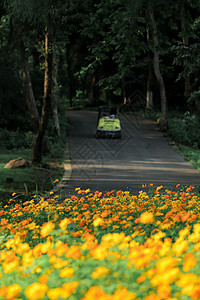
[167,112,200,148]
[0,129,34,150]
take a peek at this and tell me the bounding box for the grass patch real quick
[0,148,65,204]
[176,144,200,171]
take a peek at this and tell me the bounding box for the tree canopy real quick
[1,0,200,161]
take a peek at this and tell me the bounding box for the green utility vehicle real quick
[95,106,121,139]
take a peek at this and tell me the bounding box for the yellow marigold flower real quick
[188,230,200,243]
[40,221,55,237]
[90,245,109,260]
[176,273,198,288]
[32,244,42,258]
[2,259,19,273]
[112,232,126,244]
[156,185,163,191]
[140,211,154,224]
[41,240,53,253]
[152,231,166,241]
[172,238,188,256]
[159,242,171,257]
[47,288,62,299]
[151,268,179,286]
[60,267,74,278]
[25,283,48,300]
[6,284,21,299]
[50,191,54,195]
[93,217,103,227]
[61,281,78,298]
[5,239,15,249]
[16,243,30,255]
[193,242,200,252]
[92,266,110,279]
[53,258,69,269]
[22,251,34,267]
[156,256,177,273]
[179,227,190,239]
[59,218,71,230]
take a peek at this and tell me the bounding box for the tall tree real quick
[148,1,167,129]
[180,0,192,102]
[32,23,54,163]
[14,19,40,133]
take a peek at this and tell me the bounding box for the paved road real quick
[63,110,200,193]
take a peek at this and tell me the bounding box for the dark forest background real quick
[1,0,200,163]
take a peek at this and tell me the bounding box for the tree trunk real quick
[146,29,153,110]
[90,72,96,104]
[52,57,60,136]
[32,25,53,164]
[146,71,153,110]
[180,1,192,102]
[148,4,167,130]
[16,26,39,133]
[66,43,76,107]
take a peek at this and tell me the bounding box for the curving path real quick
[63,110,200,193]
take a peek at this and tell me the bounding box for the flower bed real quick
[1,184,200,299]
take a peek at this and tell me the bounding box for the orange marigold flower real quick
[136,275,146,283]
[81,286,109,300]
[61,281,78,298]
[92,266,110,279]
[192,214,197,221]
[65,246,81,259]
[156,284,171,299]
[101,210,110,218]
[25,283,48,300]
[6,284,21,300]
[116,190,122,195]
[39,275,49,284]
[191,285,200,299]
[182,252,197,272]
[113,286,136,299]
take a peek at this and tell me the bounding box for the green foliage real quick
[0,129,34,150]
[167,112,200,148]
[178,145,200,172]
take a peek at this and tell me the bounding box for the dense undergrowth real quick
[1,184,200,299]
